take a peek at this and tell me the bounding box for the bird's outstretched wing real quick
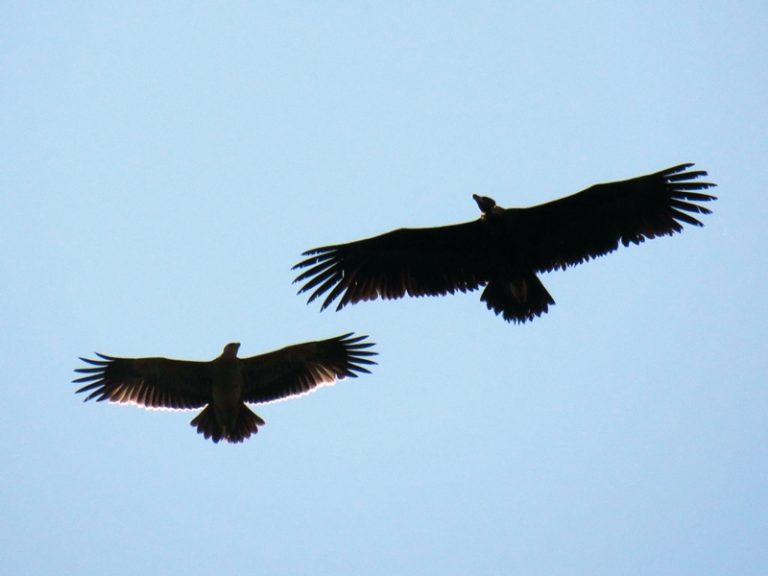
[241,333,377,403]
[293,221,488,311]
[516,163,716,273]
[73,354,213,409]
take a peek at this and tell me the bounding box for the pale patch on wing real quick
[257,373,343,405]
[104,397,199,412]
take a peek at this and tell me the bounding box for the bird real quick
[293,163,716,323]
[73,333,377,443]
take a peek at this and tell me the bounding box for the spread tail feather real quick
[481,274,555,323]
[190,404,266,444]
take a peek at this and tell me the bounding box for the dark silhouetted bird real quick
[294,164,716,322]
[73,333,376,443]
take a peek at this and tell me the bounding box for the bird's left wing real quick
[293,220,488,311]
[240,333,377,404]
[74,354,213,410]
[515,163,716,273]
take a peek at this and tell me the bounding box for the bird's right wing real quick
[73,354,213,410]
[293,220,488,311]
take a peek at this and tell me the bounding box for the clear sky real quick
[2,2,766,575]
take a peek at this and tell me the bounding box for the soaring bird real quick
[73,333,376,443]
[294,164,716,323]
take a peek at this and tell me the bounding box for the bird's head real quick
[221,342,241,359]
[473,194,497,216]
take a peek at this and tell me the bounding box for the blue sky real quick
[2,2,766,574]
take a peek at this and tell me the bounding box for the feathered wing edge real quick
[292,223,486,312]
[73,353,207,410]
[620,163,717,242]
[241,333,378,404]
[527,163,717,274]
[320,332,378,379]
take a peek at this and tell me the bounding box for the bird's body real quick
[294,164,716,322]
[74,334,376,443]
[209,343,242,429]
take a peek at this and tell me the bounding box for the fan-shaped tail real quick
[481,274,555,323]
[190,404,266,444]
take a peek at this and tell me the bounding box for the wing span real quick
[73,354,212,410]
[241,333,377,403]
